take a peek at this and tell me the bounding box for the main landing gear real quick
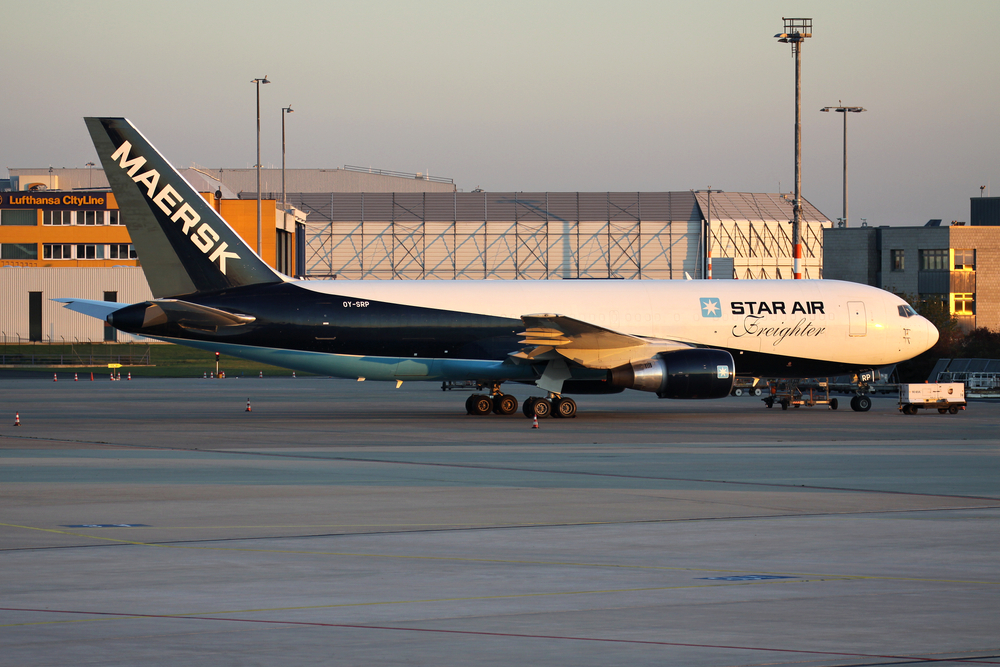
[465,385,576,418]
[523,393,577,419]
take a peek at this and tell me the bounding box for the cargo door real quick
[848,301,867,337]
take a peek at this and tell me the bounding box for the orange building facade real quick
[0,191,295,275]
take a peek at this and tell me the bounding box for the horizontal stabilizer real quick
[52,298,130,320]
[106,299,256,333]
[148,299,256,328]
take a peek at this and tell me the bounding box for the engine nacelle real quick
[609,349,735,399]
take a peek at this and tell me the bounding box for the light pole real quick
[85,161,95,188]
[775,18,812,279]
[821,101,865,227]
[693,188,724,279]
[281,105,294,211]
[252,76,270,257]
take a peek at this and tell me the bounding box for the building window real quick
[80,210,98,225]
[108,244,136,259]
[1,243,38,260]
[891,249,905,271]
[108,210,120,225]
[953,293,975,315]
[953,249,975,270]
[44,210,72,225]
[920,249,948,271]
[43,244,74,259]
[920,294,949,313]
[1,209,38,225]
[75,244,104,260]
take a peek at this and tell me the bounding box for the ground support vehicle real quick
[731,377,764,397]
[898,382,966,415]
[762,380,839,410]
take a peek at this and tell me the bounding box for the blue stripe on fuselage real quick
[150,336,538,382]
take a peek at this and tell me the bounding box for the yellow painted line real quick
[4,522,998,586]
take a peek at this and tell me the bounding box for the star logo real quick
[700,297,722,318]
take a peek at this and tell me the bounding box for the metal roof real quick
[693,191,830,224]
[290,191,705,224]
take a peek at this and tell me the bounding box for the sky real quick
[2,0,998,226]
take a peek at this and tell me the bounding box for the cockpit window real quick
[897,304,918,318]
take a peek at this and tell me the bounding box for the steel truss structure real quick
[284,191,829,280]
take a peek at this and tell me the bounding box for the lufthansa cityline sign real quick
[0,191,110,210]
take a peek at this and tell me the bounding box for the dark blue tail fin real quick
[85,117,283,298]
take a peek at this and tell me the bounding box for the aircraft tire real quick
[856,395,872,412]
[495,394,518,415]
[465,394,477,415]
[523,397,537,417]
[554,397,577,418]
[471,395,493,416]
[532,398,552,418]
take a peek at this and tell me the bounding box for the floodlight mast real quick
[775,18,812,279]
[822,101,866,228]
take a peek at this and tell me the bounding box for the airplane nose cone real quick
[924,316,939,351]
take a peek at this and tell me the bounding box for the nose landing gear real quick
[849,394,872,412]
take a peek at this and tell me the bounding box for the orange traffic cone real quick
[532,414,539,429]
[90,372,94,381]
[127,372,131,381]
[14,412,20,426]
[245,398,252,412]
[53,373,57,382]
[259,371,263,378]
[74,373,78,381]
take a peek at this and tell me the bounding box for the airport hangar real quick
[2,164,831,343]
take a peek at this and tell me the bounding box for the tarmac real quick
[1,376,998,666]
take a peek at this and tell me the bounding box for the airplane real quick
[56,117,939,418]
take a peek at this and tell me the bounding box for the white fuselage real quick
[296,278,937,368]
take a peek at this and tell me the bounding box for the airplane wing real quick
[512,313,693,371]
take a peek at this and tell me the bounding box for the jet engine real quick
[609,349,735,399]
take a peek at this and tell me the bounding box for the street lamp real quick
[251,75,271,257]
[775,17,812,279]
[85,161,95,188]
[281,105,294,211]
[821,101,866,228]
